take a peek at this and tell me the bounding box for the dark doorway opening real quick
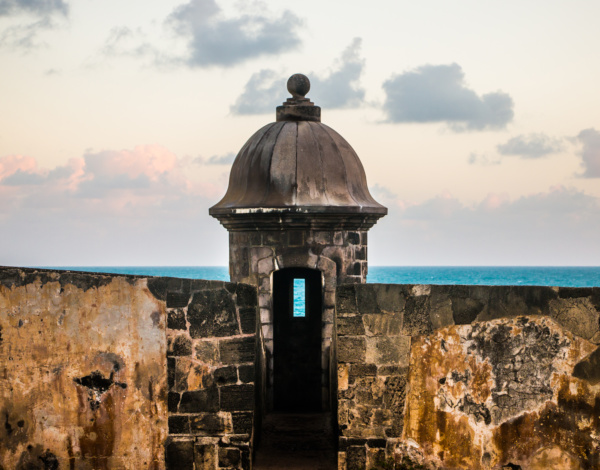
[273,267,323,412]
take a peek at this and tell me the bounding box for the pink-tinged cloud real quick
[0,155,39,180]
[0,145,231,266]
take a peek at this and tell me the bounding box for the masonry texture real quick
[0,267,259,470]
[336,283,600,469]
[163,277,258,470]
[229,229,368,412]
[0,267,168,469]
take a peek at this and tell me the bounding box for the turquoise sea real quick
[42,266,600,287]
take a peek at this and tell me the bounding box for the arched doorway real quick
[272,267,323,412]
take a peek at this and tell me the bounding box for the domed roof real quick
[210,74,387,231]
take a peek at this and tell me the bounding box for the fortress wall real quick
[162,277,257,470]
[0,268,259,470]
[336,283,600,470]
[0,267,168,469]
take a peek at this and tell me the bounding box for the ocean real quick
[42,266,600,287]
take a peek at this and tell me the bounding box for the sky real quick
[1,0,599,267]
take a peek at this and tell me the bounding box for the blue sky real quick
[1,0,599,266]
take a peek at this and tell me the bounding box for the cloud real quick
[230,38,366,115]
[206,152,235,165]
[166,0,302,68]
[467,152,500,166]
[100,26,156,59]
[230,69,281,115]
[0,146,229,265]
[369,186,600,265]
[0,0,69,49]
[0,0,68,17]
[574,128,600,178]
[497,133,564,159]
[382,63,514,131]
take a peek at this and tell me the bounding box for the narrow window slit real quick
[293,278,306,317]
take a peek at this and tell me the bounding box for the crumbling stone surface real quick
[403,316,600,469]
[0,267,168,469]
[337,283,599,470]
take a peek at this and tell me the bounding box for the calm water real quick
[41,266,600,287]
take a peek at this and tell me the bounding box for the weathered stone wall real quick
[0,267,168,469]
[162,277,258,470]
[229,229,368,411]
[0,267,259,470]
[336,284,600,469]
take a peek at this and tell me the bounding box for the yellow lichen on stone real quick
[0,276,168,469]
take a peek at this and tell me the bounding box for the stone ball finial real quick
[287,74,310,99]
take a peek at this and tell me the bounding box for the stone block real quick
[231,412,253,435]
[366,336,411,366]
[194,443,218,470]
[190,413,228,435]
[167,309,187,330]
[350,363,377,378]
[288,231,304,246]
[346,445,366,470]
[452,297,485,324]
[550,296,599,340]
[346,262,362,276]
[337,316,365,336]
[363,313,403,336]
[338,336,366,363]
[277,247,318,269]
[347,232,361,245]
[257,257,274,275]
[248,232,262,246]
[166,439,194,470]
[573,346,600,385]
[214,365,237,386]
[324,290,336,308]
[367,448,387,469]
[168,334,192,357]
[195,340,220,365]
[372,285,405,313]
[219,447,241,467]
[354,246,366,261]
[333,231,344,245]
[168,392,181,412]
[168,357,175,389]
[220,384,255,411]
[263,232,284,245]
[260,307,271,324]
[338,364,349,390]
[168,415,190,434]
[403,295,433,336]
[323,307,335,323]
[179,388,219,413]
[219,337,255,364]
[485,286,557,320]
[429,288,454,329]
[238,364,255,383]
[167,292,190,308]
[336,285,357,313]
[236,284,258,307]
[188,289,238,338]
[239,307,257,334]
[356,285,381,313]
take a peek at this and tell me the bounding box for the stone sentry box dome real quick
[210,74,386,414]
[210,73,387,230]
